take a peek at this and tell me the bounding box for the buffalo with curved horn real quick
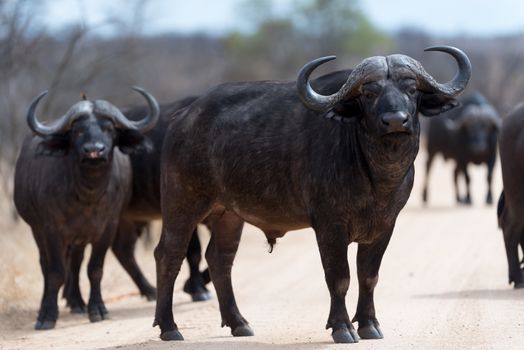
[14,87,159,329]
[62,96,214,312]
[153,46,471,344]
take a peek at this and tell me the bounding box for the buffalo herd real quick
[10,44,524,344]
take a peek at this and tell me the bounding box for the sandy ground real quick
[1,153,523,350]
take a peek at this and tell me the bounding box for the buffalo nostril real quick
[382,112,408,128]
[83,143,105,156]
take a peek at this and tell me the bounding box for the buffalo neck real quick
[356,127,420,188]
[315,119,419,195]
[68,155,113,204]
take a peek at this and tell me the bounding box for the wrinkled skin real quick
[62,97,212,308]
[422,92,500,205]
[14,106,152,329]
[153,55,465,343]
[497,102,524,288]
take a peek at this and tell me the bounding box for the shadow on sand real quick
[101,339,337,350]
[413,288,524,300]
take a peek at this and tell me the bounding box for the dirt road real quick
[1,155,523,350]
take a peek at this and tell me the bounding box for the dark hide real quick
[153,59,465,342]
[422,92,500,205]
[497,102,524,288]
[14,107,152,329]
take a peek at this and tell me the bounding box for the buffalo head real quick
[297,46,471,138]
[26,87,159,165]
[447,103,501,156]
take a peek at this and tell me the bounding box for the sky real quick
[44,0,524,37]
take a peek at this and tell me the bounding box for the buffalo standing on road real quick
[14,88,159,329]
[497,102,524,288]
[62,97,212,309]
[153,46,471,343]
[422,92,501,205]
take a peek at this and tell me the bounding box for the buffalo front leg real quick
[205,212,252,337]
[112,219,156,301]
[183,228,211,302]
[86,236,112,322]
[422,151,434,204]
[353,233,392,339]
[314,223,358,343]
[463,165,472,205]
[65,243,86,313]
[34,229,65,330]
[453,165,464,204]
[486,159,495,205]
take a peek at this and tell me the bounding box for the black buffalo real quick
[62,97,212,311]
[153,46,471,343]
[422,92,500,205]
[14,88,159,329]
[497,102,524,288]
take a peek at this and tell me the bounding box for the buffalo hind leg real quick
[353,233,392,339]
[35,229,65,330]
[183,228,211,301]
[314,222,358,343]
[422,151,434,204]
[64,244,86,313]
[206,212,252,337]
[502,224,524,288]
[112,219,156,301]
[154,194,213,341]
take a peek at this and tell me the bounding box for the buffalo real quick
[14,88,159,329]
[152,46,471,343]
[497,102,524,288]
[61,97,212,312]
[422,92,501,205]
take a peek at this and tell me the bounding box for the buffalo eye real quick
[102,124,114,133]
[407,86,417,96]
[363,91,377,100]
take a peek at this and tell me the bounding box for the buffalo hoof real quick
[160,329,184,341]
[332,325,359,344]
[70,305,86,314]
[191,290,212,302]
[514,282,524,289]
[88,303,108,322]
[142,288,157,302]
[232,324,254,337]
[183,280,211,302]
[358,323,384,339]
[35,319,56,330]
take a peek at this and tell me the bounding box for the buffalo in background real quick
[62,96,213,313]
[14,88,159,329]
[422,92,501,205]
[497,102,524,288]
[152,46,471,344]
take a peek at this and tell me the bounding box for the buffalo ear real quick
[35,135,69,157]
[419,93,461,116]
[118,129,153,155]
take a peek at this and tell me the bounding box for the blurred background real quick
[1,0,524,209]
